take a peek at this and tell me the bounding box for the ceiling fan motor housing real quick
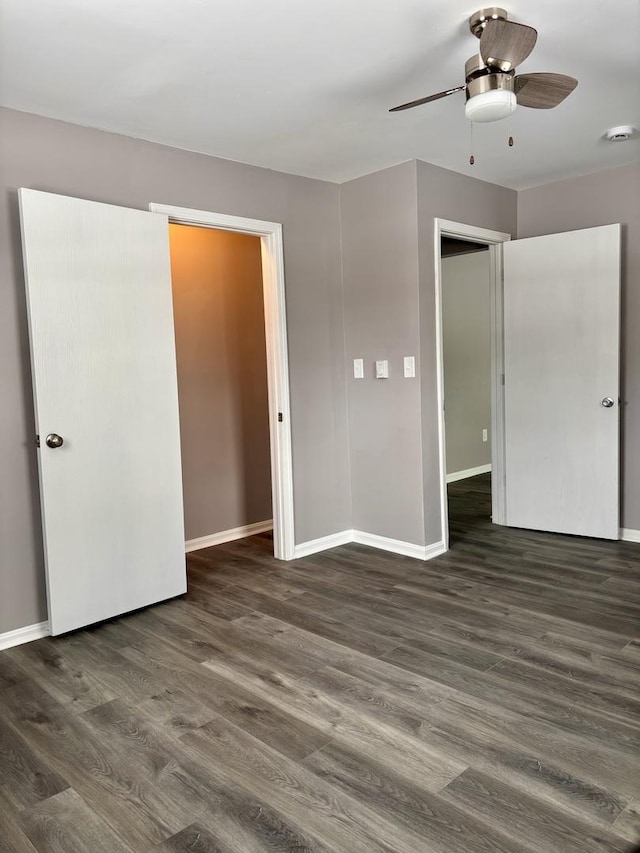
[464,54,516,122]
[468,6,508,37]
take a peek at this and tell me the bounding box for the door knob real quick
[45,433,64,448]
[601,397,615,408]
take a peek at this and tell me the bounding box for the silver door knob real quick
[45,433,64,448]
[601,397,615,408]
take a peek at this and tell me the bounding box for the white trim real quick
[294,530,353,559]
[186,520,273,553]
[434,218,511,548]
[621,528,640,543]
[436,219,512,246]
[446,464,492,484]
[0,621,50,651]
[488,242,507,527]
[353,530,447,561]
[149,203,295,561]
[294,529,446,561]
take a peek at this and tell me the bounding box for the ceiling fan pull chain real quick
[508,116,514,148]
[469,121,475,165]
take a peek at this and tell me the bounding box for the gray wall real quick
[417,160,517,542]
[169,225,271,541]
[518,162,640,530]
[442,251,491,475]
[340,162,424,542]
[0,106,350,634]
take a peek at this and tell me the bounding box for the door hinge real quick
[35,434,40,448]
[278,412,283,422]
[501,373,505,386]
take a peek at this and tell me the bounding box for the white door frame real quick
[150,203,295,561]
[434,218,511,549]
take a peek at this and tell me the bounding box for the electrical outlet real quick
[482,428,488,442]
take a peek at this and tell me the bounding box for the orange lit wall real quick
[169,225,271,540]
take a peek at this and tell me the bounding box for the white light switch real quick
[375,360,389,379]
[403,356,416,378]
[482,428,488,442]
[353,358,364,379]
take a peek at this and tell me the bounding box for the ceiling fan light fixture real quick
[465,88,516,123]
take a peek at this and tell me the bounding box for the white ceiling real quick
[1,0,639,188]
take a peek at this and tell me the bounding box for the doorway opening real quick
[168,224,274,558]
[434,218,511,551]
[440,236,492,545]
[151,203,295,561]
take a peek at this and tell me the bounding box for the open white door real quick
[503,224,620,539]
[20,189,186,635]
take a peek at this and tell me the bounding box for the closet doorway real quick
[152,203,295,563]
[169,225,273,554]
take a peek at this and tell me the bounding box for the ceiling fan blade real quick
[515,73,578,108]
[389,86,464,112]
[480,19,537,72]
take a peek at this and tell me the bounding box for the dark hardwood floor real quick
[1,473,639,852]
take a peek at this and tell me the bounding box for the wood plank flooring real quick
[1,473,639,851]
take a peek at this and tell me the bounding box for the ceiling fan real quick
[390,7,578,123]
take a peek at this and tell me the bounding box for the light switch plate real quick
[353,358,364,379]
[403,356,416,378]
[375,360,389,379]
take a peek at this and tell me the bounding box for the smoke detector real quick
[605,126,636,142]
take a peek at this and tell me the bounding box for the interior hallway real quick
[0,474,639,851]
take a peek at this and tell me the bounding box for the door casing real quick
[150,203,295,561]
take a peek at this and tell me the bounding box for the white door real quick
[503,224,620,539]
[19,189,186,635]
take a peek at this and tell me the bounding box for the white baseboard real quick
[353,530,447,561]
[295,529,447,562]
[446,464,492,484]
[621,528,640,543]
[294,530,353,559]
[0,621,50,651]
[186,520,273,553]
[422,540,449,560]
